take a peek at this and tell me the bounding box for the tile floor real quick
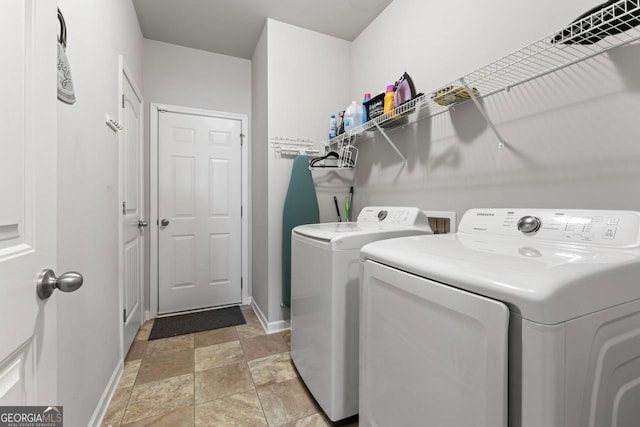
[102,305,358,427]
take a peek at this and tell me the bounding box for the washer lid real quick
[292,222,360,241]
[361,233,640,325]
[293,222,430,250]
[292,206,434,250]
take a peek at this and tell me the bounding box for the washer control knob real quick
[377,210,388,221]
[517,216,542,234]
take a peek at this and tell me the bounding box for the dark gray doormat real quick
[148,306,246,340]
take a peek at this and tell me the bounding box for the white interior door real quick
[120,62,144,354]
[0,0,58,405]
[158,111,242,314]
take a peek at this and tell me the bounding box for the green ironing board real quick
[282,156,319,307]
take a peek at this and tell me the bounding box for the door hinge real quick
[241,205,243,217]
[122,201,126,215]
[123,309,127,323]
[122,94,125,108]
[241,277,243,290]
[240,133,245,146]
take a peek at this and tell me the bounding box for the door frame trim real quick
[149,103,250,318]
[118,55,144,357]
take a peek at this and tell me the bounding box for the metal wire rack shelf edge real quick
[326,0,640,149]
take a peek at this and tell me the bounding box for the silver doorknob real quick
[160,218,170,227]
[37,269,84,300]
[138,220,149,228]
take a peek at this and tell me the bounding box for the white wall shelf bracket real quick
[459,77,506,149]
[373,121,407,164]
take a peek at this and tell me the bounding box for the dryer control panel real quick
[357,207,428,227]
[459,209,640,248]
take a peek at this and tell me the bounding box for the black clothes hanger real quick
[309,151,354,168]
[58,8,67,47]
[309,151,339,168]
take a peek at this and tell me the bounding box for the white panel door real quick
[0,0,58,405]
[120,66,144,354]
[158,111,242,314]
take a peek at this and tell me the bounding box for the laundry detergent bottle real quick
[329,115,337,139]
[383,85,395,116]
[344,101,361,132]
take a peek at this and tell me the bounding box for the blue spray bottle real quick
[362,93,371,124]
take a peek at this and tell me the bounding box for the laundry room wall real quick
[142,39,251,114]
[142,39,252,311]
[55,0,143,426]
[346,0,640,222]
[251,24,270,318]
[250,19,350,328]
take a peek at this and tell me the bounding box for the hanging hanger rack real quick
[270,137,320,158]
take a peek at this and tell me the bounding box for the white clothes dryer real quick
[291,207,454,422]
[359,208,640,427]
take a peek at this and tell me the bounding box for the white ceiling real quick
[132,0,394,59]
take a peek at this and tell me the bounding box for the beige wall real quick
[250,19,351,327]
[346,0,640,221]
[56,0,143,425]
[142,39,251,115]
[251,24,270,317]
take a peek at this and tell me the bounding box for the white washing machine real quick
[291,207,455,422]
[359,208,640,427]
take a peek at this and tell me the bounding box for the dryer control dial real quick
[517,216,542,234]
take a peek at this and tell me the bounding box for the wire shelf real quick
[326,0,640,148]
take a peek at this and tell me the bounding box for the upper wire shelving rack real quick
[326,0,640,153]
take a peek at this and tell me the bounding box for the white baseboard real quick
[144,310,152,322]
[250,300,290,334]
[250,300,268,332]
[89,359,123,427]
[266,318,291,334]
